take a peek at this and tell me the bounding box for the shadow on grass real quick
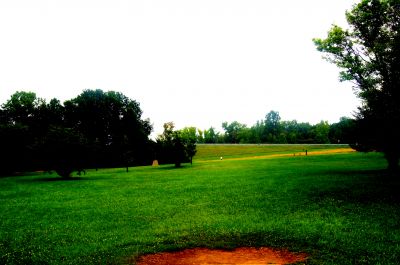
[121,230,306,256]
[319,168,390,178]
[153,165,192,171]
[33,176,84,182]
[13,172,88,182]
[0,171,47,178]
[308,169,400,204]
[1,171,90,181]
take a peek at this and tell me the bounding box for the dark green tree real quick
[179,127,198,164]
[64,89,152,168]
[222,121,247,143]
[313,121,331,144]
[250,120,266,143]
[0,89,152,177]
[329,117,356,144]
[314,0,400,172]
[296,122,314,143]
[43,126,88,178]
[156,122,188,167]
[0,123,31,175]
[196,128,205,143]
[281,120,299,143]
[1,91,40,126]
[0,91,46,173]
[204,127,219,143]
[264,111,282,143]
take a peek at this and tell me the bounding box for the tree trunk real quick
[55,168,73,179]
[385,151,399,176]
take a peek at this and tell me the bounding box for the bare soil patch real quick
[134,247,308,265]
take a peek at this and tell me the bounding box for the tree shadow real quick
[153,165,191,171]
[307,169,400,204]
[0,171,46,178]
[33,176,84,182]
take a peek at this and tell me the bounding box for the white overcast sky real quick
[0,0,360,135]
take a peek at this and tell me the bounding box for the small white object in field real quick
[220,157,223,160]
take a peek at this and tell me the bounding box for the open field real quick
[195,144,354,161]
[195,144,353,161]
[1,145,399,264]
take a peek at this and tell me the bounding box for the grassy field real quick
[0,145,399,264]
[195,144,352,161]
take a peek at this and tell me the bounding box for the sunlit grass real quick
[1,147,399,264]
[195,143,351,161]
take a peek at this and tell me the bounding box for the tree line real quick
[0,89,357,178]
[182,111,355,145]
[2,0,398,175]
[0,90,195,178]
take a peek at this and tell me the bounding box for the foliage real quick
[179,127,198,164]
[203,127,220,143]
[156,122,197,167]
[0,90,152,177]
[64,89,152,168]
[314,0,400,172]
[0,92,50,174]
[329,117,357,144]
[216,114,350,145]
[222,121,247,143]
[264,110,282,143]
[313,121,331,144]
[0,90,356,176]
[43,126,89,178]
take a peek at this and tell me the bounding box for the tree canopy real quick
[155,122,197,167]
[314,0,400,172]
[0,90,356,177]
[0,90,153,177]
[215,110,347,145]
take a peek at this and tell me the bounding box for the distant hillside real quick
[194,144,351,161]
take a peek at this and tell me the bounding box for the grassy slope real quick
[0,146,399,264]
[195,144,352,161]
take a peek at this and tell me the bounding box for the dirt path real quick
[134,247,308,265]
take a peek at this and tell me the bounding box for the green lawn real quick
[195,143,351,160]
[0,146,399,264]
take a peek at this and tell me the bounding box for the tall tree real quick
[222,121,247,143]
[156,122,189,167]
[1,91,39,126]
[43,126,88,178]
[0,89,152,177]
[204,127,219,143]
[180,127,198,164]
[314,0,400,172]
[64,89,152,168]
[329,117,356,144]
[265,111,282,143]
[281,120,299,144]
[250,120,265,143]
[313,121,331,144]
[0,91,46,173]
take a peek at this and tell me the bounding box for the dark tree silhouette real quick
[314,0,400,173]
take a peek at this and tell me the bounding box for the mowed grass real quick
[1,145,399,264]
[195,144,352,161]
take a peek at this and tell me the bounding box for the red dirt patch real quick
[134,247,308,265]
